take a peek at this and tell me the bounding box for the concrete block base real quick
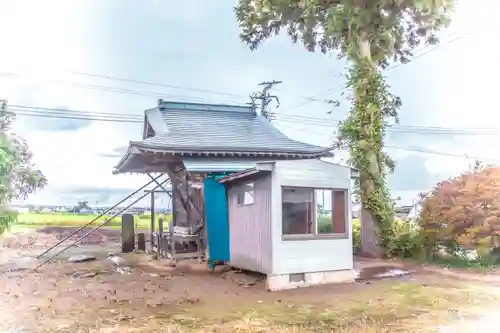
[266,269,355,292]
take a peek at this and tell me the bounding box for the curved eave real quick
[113,143,134,174]
[113,141,334,174]
[132,141,334,158]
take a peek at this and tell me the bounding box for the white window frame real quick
[237,182,255,206]
[281,186,349,240]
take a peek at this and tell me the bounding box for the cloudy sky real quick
[1,0,499,208]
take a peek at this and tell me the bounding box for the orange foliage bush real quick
[419,163,500,251]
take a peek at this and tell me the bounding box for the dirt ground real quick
[1,228,500,332]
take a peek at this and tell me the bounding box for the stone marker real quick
[137,232,146,251]
[121,214,135,253]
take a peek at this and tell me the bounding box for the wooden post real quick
[332,190,347,234]
[171,178,178,226]
[137,232,146,251]
[201,183,208,254]
[150,192,155,245]
[186,173,192,230]
[158,217,164,257]
[121,214,135,253]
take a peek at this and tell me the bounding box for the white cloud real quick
[386,0,500,202]
[0,0,150,205]
[24,123,123,186]
[147,0,214,22]
[274,0,500,204]
[12,121,150,205]
[3,0,499,208]
[0,0,97,75]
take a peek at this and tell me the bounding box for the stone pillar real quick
[137,232,146,251]
[121,214,135,253]
[359,208,384,258]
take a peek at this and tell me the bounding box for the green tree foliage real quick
[73,200,91,213]
[419,163,500,258]
[234,0,454,256]
[0,100,47,234]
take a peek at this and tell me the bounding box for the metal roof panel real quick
[142,105,331,154]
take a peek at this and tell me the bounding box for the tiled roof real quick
[132,101,331,156]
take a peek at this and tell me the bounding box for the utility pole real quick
[0,100,5,116]
[0,100,7,130]
[249,80,282,118]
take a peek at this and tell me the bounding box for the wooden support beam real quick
[150,192,155,246]
[165,163,204,230]
[186,172,192,231]
[158,217,164,257]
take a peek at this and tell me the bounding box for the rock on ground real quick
[67,255,96,263]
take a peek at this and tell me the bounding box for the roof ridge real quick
[158,100,254,113]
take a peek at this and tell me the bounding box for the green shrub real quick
[317,216,360,252]
[317,215,333,233]
[385,219,422,258]
[352,219,360,252]
[0,209,17,235]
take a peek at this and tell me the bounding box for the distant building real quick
[394,205,413,220]
[407,200,422,220]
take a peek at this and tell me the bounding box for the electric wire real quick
[66,70,247,98]
[269,115,500,136]
[0,71,242,105]
[0,31,470,113]
[6,104,498,161]
[273,123,499,162]
[279,31,470,112]
[9,104,500,136]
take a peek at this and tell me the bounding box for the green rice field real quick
[15,212,171,230]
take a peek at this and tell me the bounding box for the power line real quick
[11,109,143,123]
[274,123,498,161]
[66,70,247,98]
[8,104,497,161]
[0,71,243,105]
[385,145,496,161]
[8,106,143,123]
[270,114,500,136]
[10,105,143,120]
[0,32,469,117]
[9,104,500,137]
[270,114,500,135]
[279,31,470,112]
[0,31,469,114]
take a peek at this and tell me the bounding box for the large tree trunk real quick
[360,204,383,257]
[356,35,384,258]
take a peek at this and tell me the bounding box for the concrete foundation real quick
[266,269,355,291]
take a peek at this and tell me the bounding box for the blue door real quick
[204,178,230,268]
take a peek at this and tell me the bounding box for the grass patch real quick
[148,281,499,332]
[428,256,495,270]
[411,251,500,272]
[14,212,171,230]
